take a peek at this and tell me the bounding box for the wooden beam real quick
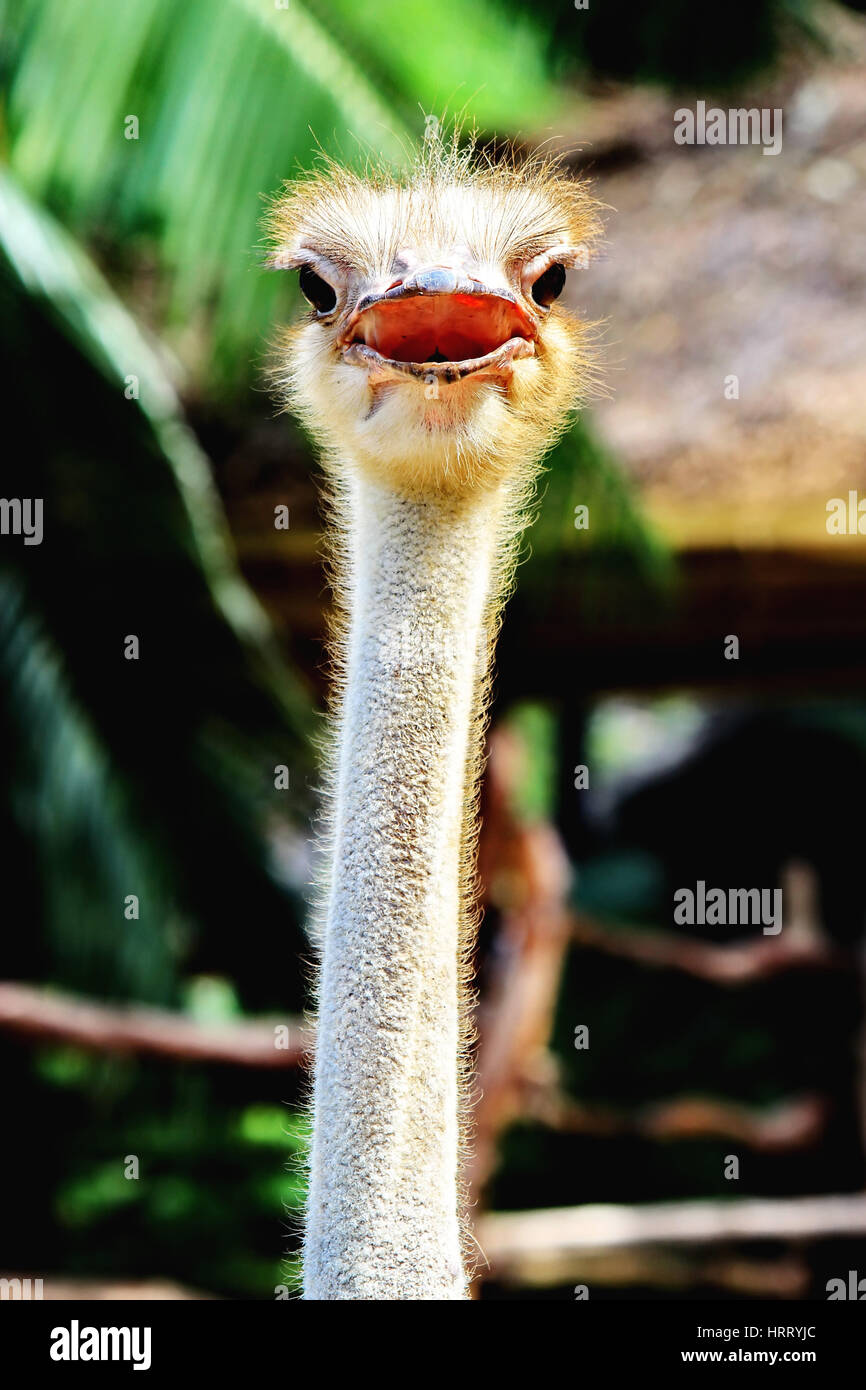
[478,1193,866,1287]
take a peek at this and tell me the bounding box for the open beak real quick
[341,271,537,384]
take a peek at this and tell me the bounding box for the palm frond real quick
[0,169,313,1006]
[0,574,180,1001]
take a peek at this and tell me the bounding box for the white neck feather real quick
[303,472,509,1300]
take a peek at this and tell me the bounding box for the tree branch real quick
[0,982,311,1068]
[571,913,847,982]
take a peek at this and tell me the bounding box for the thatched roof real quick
[567,10,866,553]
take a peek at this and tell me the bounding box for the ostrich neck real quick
[304,472,508,1300]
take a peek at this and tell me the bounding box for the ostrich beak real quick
[341,269,537,383]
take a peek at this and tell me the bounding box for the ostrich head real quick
[267,139,602,496]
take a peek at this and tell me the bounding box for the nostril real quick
[412,267,459,295]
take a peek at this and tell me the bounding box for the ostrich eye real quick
[298,263,337,314]
[530,262,566,308]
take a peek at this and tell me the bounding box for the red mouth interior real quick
[350,293,532,364]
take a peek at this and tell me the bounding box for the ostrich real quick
[267,137,601,1300]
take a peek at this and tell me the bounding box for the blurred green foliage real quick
[0,171,313,1006]
[20,1047,308,1295]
